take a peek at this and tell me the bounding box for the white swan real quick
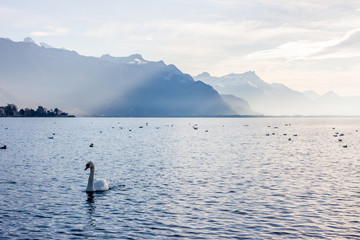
[84,161,109,192]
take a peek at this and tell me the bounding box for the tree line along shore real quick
[0,104,74,117]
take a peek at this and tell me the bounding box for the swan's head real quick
[84,161,94,171]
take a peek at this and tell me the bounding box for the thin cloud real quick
[311,28,360,59]
[244,40,337,60]
[245,28,360,61]
[31,26,69,36]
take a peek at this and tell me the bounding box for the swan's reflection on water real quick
[86,192,95,204]
[84,186,123,230]
[86,192,96,227]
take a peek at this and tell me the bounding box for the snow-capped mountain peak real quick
[23,37,40,46]
[100,53,149,65]
[23,37,53,48]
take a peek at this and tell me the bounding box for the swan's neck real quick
[86,167,95,192]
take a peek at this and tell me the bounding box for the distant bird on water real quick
[0,145,6,149]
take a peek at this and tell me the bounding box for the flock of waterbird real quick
[0,120,358,150]
[263,123,356,149]
[265,123,297,141]
[88,122,174,148]
[70,121,358,150]
[331,127,357,148]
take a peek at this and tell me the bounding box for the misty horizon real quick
[1,37,360,117]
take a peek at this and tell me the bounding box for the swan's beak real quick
[84,166,89,171]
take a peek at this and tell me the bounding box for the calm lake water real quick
[0,117,359,239]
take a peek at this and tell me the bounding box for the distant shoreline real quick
[82,115,360,118]
[0,115,76,118]
[1,111,359,119]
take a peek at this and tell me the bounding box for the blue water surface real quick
[0,118,359,239]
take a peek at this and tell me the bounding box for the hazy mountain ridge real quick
[194,71,311,115]
[0,37,239,117]
[2,37,356,116]
[194,72,360,116]
[220,94,257,115]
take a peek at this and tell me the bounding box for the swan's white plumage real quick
[94,178,109,191]
[85,161,109,192]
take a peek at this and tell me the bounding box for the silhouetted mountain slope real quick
[0,37,235,116]
[101,75,233,117]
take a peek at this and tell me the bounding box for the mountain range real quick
[0,37,241,117]
[1,37,359,116]
[194,72,360,116]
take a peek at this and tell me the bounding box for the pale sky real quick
[1,0,360,96]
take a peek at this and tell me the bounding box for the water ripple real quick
[0,118,359,239]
